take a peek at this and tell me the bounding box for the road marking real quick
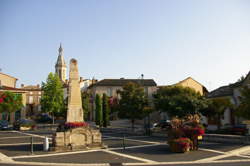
[0,136,32,140]
[12,149,103,159]
[12,144,164,159]
[12,131,52,140]
[3,161,110,166]
[102,149,158,163]
[124,159,250,165]
[108,143,164,151]
[0,152,13,162]
[199,148,225,154]
[197,145,250,162]
[102,136,149,140]
[103,136,162,144]
[0,142,48,146]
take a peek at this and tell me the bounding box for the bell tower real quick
[55,43,67,82]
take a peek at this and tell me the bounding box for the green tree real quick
[40,72,65,123]
[0,91,23,121]
[82,92,90,121]
[117,82,148,131]
[153,86,208,118]
[202,97,232,129]
[236,85,250,120]
[102,93,110,127]
[95,94,103,127]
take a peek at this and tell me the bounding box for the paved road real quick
[0,128,250,166]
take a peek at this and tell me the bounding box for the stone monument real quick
[51,59,104,151]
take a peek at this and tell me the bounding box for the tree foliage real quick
[102,93,110,127]
[81,92,90,121]
[40,72,65,119]
[153,86,208,118]
[236,86,250,120]
[95,94,103,127]
[117,82,148,129]
[0,91,23,113]
[202,97,232,129]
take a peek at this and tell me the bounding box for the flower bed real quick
[167,115,205,153]
[64,122,89,129]
[168,137,192,153]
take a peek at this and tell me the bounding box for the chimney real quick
[21,84,24,88]
[37,84,40,88]
[80,77,83,82]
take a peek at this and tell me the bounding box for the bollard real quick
[43,137,49,151]
[30,136,33,154]
[123,133,125,150]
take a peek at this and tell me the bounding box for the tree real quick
[117,82,148,131]
[40,72,65,123]
[153,86,208,118]
[236,85,250,120]
[82,92,90,121]
[95,94,103,127]
[202,97,232,129]
[0,91,23,121]
[109,97,119,120]
[102,93,110,127]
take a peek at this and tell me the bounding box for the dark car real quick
[13,119,36,131]
[36,114,53,123]
[231,124,248,135]
[0,120,9,130]
[151,120,171,131]
[222,124,248,135]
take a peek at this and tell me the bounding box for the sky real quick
[1,0,250,91]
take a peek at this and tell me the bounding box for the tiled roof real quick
[207,85,233,98]
[90,79,157,87]
[0,86,26,93]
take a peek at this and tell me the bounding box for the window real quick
[29,96,33,104]
[107,88,113,97]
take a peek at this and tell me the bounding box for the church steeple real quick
[55,43,67,82]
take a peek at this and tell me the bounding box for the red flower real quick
[64,122,89,129]
[0,98,3,103]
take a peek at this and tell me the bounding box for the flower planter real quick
[168,137,192,153]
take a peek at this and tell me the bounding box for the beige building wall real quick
[0,73,17,88]
[21,85,42,117]
[176,77,204,95]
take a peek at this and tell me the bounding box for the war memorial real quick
[51,59,103,151]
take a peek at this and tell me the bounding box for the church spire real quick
[59,43,63,55]
[55,43,67,82]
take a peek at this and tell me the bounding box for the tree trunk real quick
[52,112,55,124]
[217,114,221,130]
[131,119,135,132]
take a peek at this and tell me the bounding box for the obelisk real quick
[66,59,84,122]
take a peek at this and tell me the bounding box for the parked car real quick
[36,114,53,123]
[0,120,9,130]
[222,124,248,135]
[151,120,171,131]
[13,119,36,131]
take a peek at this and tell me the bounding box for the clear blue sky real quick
[1,0,250,91]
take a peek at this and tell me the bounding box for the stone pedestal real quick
[51,126,104,151]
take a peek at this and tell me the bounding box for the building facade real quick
[207,72,250,128]
[20,84,42,118]
[0,72,26,122]
[174,77,208,95]
[87,78,157,121]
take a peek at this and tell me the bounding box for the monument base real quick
[51,126,106,152]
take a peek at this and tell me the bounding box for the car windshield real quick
[0,120,8,125]
[235,124,246,128]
